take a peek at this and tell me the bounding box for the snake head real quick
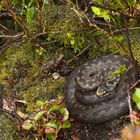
[96,73,120,97]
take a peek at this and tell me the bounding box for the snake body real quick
[65,55,138,123]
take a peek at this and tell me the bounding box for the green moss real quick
[0,114,17,140]
[21,77,65,106]
[0,41,66,139]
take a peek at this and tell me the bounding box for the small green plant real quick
[21,99,71,140]
[35,47,46,56]
[111,65,127,76]
[130,88,140,125]
[91,6,110,22]
[133,88,140,109]
[21,0,35,28]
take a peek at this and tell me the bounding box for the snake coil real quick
[65,55,138,123]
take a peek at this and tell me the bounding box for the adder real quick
[65,55,138,123]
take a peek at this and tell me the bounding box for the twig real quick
[66,43,91,65]
[0,34,22,53]
[3,6,28,35]
[16,25,140,41]
[0,23,12,32]
[127,84,134,125]
[124,28,136,64]
[35,27,90,37]
[129,80,140,91]
[0,32,24,38]
[90,18,121,30]
[117,42,130,55]
[0,109,23,121]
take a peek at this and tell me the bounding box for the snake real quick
[65,55,138,124]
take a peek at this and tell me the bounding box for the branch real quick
[0,34,23,53]
[124,28,136,64]
[0,32,24,38]
[35,27,90,38]
[127,84,134,125]
[0,109,23,121]
[0,23,12,32]
[66,42,91,65]
[90,18,120,30]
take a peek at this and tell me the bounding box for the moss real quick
[21,77,65,103]
[0,41,66,139]
[0,114,17,140]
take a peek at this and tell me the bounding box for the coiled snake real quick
[65,55,138,123]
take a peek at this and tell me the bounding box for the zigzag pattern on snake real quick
[65,55,138,123]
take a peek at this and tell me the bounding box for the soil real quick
[59,117,130,140]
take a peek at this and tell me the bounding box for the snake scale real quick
[65,55,138,124]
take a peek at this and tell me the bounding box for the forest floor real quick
[0,43,138,140]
